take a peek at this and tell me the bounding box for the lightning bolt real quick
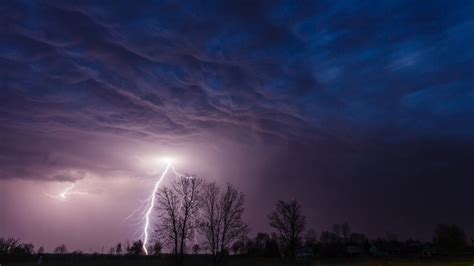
[45,183,88,200]
[137,160,200,255]
[142,163,171,255]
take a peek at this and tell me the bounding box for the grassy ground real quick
[2,255,474,266]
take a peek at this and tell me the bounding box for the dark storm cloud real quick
[1,0,474,237]
[1,0,318,144]
[2,0,472,143]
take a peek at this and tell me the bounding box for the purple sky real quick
[1,1,474,252]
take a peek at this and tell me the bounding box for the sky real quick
[1,0,474,252]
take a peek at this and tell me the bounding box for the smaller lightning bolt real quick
[45,183,88,201]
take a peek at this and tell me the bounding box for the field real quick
[3,255,474,266]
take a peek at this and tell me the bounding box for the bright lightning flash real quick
[142,157,175,255]
[161,157,174,165]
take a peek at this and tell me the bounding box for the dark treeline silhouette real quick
[0,237,34,256]
[2,177,474,265]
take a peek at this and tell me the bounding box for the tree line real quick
[2,174,474,263]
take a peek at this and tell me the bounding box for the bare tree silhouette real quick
[433,224,467,255]
[156,174,204,259]
[54,244,67,254]
[151,241,163,255]
[0,237,20,254]
[115,243,122,255]
[341,222,351,242]
[268,200,306,257]
[200,182,247,264]
[192,243,200,254]
[128,240,144,255]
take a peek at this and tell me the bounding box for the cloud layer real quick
[1,0,474,244]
